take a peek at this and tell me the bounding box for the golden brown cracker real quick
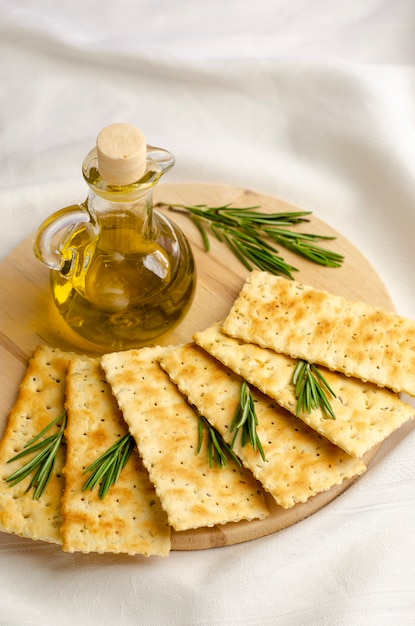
[222,271,415,396]
[61,356,171,556]
[0,346,71,544]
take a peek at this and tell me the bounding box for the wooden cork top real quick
[96,123,147,185]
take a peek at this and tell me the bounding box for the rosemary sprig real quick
[82,433,136,499]
[212,223,297,278]
[5,411,67,499]
[162,203,344,278]
[197,414,241,468]
[292,360,337,420]
[230,381,266,461]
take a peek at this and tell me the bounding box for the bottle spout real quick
[146,146,175,176]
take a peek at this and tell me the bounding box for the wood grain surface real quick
[0,183,395,551]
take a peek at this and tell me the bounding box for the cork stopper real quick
[96,123,147,185]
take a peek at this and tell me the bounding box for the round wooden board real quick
[0,182,395,551]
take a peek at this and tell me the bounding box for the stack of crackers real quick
[0,270,413,557]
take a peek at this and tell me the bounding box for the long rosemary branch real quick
[162,203,344,278]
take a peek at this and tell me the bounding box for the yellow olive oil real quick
[51,211,195,350]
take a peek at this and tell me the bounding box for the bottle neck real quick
[85,188,155,254]
[86,186,154,217]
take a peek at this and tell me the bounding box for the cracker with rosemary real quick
[0,345,71,544]
[194,322,415,458]
[158,343,366,509]
[101,347,269,531]
[61,356,171,557]
[222,271,415,397]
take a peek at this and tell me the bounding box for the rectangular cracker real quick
[194,322,414,458]
[101,346,269,531]
[0,345,71,544]
[222,271,415,396]
[158,343,366,509]
[61,356,171,557]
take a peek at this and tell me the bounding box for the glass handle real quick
[33,204,91,270]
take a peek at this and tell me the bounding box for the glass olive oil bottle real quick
[34,123,196,350]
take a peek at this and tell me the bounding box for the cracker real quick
[194,322,415,458]
[158,343,366,509]
[222,271,415,396]
[101,347,269,531]
[61,356,170,557]
[0,345,71,544]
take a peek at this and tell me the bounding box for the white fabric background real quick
[0,1,414,624]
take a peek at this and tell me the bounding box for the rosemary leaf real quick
[191,216,211,251]
[217,207,311,225]
[207,437,214,468]
[197,413,204,453]
[292,360,337,420]
[209,428,229,467]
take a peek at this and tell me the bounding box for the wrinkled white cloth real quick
[0,2,414,624]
